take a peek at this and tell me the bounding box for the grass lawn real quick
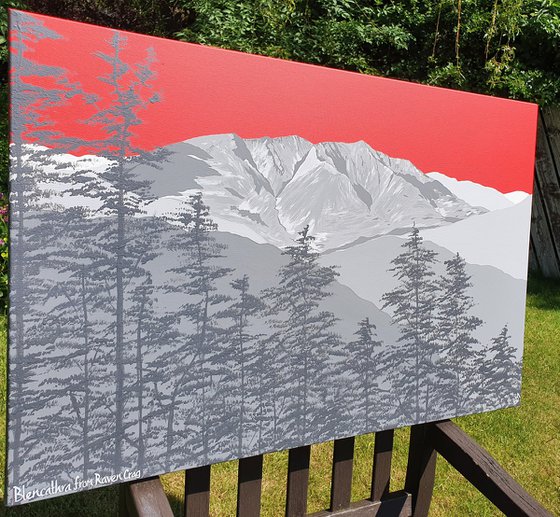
[0,276,558,516]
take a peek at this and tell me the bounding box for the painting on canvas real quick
[7,10,537,505]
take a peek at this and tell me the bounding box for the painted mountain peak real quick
[149,134,487,250]
[39,134,488,251]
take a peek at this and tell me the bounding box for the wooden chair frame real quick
[119,419,552,517]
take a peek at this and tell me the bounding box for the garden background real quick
[0,1,559,515]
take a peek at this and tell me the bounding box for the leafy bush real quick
[5,0,558,105]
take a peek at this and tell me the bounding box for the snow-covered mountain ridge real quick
[427,172,529,211]
[25,135,498,251]
[139,134,488,250]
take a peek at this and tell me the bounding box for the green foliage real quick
[0,0,556,106]
[172,0,560,105]
[1,2,26,67]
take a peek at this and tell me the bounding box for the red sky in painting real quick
[12,11,538,193]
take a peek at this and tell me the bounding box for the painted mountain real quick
[9,134,531,505]
[141,134,487,249]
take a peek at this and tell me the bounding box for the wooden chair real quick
[119,419,552,517]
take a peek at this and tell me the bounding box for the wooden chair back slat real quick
[371,429,394,502]
[119,420,551,517]
[404,424,437,517]
[184,465,211,517]
[119,477,174,517]
[236,454,264,517]
[330,437,355,511]
[285,445,311,517]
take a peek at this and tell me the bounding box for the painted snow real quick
[7,10,536,506]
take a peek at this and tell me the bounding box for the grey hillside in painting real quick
[8,11,524,506]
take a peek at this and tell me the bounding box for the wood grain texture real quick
[119,477,174,517]
[404,424,437,517]
[330,437,355,511]
[237,455,264,517]
[528,235,540,274]
[120,421,553,517]
[432,420,553,517]
[532,112,560,277]
[371,429,394,502]
[285,445,311,517]
[184,465,211,517]
[530,176,559,277]
[540,108,560,258]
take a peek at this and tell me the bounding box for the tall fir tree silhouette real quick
[264,225,342,442]
[347,318,382,429]
[165,192,232,462]
[221,275,265,455]
[129,275,155,471]
[381,225,439,423]
[42,206,116,479]
[479,325,521,408]
[8,11,90,486]
[437,252,483,415]
[71,31,168,471]
[140,308,182,473]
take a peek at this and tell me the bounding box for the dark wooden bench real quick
[119,419,552,517]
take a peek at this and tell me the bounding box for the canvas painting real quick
[7,10,537,505]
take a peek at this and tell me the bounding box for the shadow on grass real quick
[168,491,183,516]
[526,273,560,311]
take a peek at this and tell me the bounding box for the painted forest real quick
[7,12,522,503]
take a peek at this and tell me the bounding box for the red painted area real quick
[12,10,538,193]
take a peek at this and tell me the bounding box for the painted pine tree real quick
[479,325,522,408]
[72,31,168,472]
[42,207,116,479]
[263,225,342,443]
[140,309,183,472]
[26,185,164,481]
[164,192,232,463]
[12,204,127,487]
[253,337,274,450]
[257,330,290,447]
[347,318,382,429]
[8,11,90,487]
[381,225,439,424]
[221,275,265,455]
[437,252,483,416]
[129,275,155,471]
